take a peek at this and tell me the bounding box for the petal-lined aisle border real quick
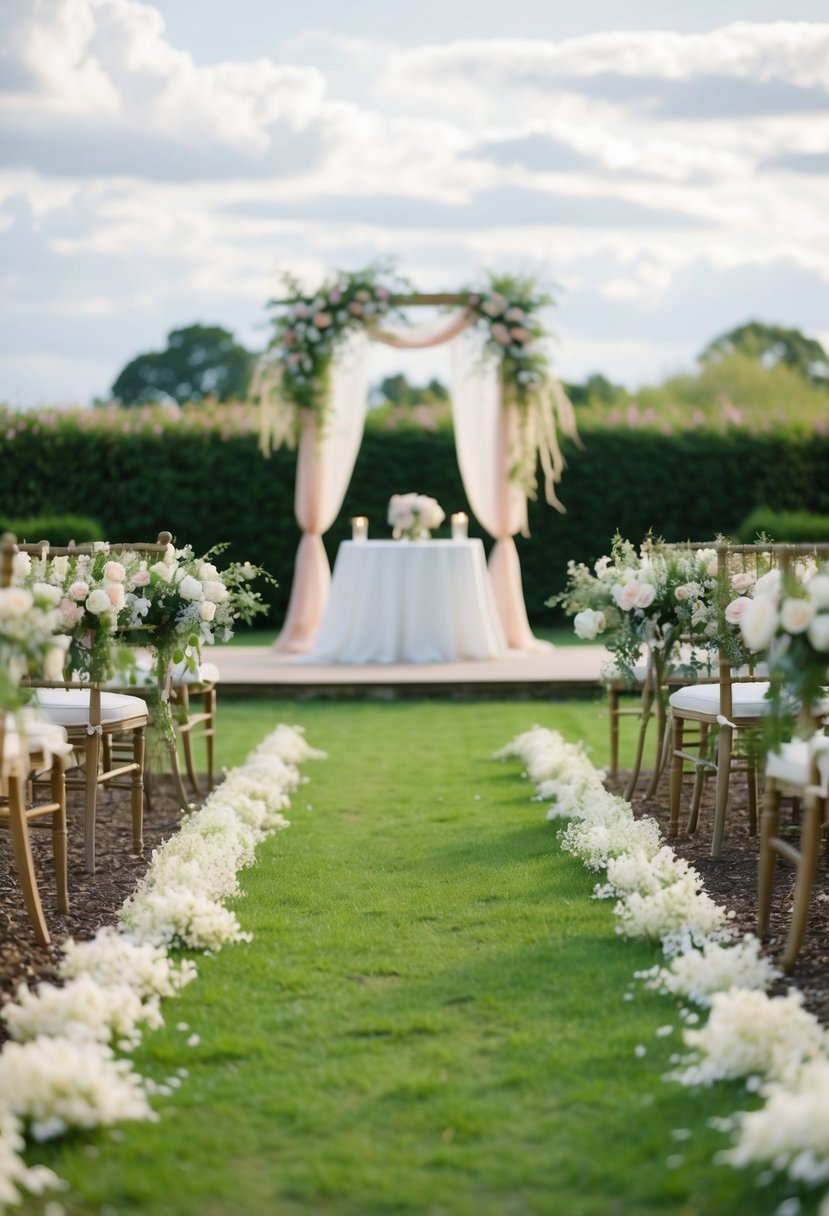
[495,726,829,1211]
[0,724,325,1211]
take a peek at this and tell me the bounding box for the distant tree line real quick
[109,319,829,413]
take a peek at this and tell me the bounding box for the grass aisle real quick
[28,701,789,1216]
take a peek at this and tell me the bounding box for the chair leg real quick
[781,792,824,972]
[757,778,780,939]
[178,719,200,797]
[7,773,50,946]
[205,687,216,791]
[669,715,684,837]
[608,685,620,779]
[624,680,653,801]
[131,727,145,855]
[644,692,668,799]
[747,754,758,836]
[687,723,709,834]
[167,739,190,810]
[101,734,113,781]
[84,729,102,874]
[50,759,68,914]
[710,724,733,858]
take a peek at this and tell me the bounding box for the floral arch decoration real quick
[251,265,581,657]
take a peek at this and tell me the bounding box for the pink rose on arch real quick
[313,312,333,329]
[505,307,525,322]
[375,287,390,300]
[491,323,511,346]
[510,326,532,343]
[348,302,364,316]
[130,571,150,588]
[328,288,342,304]
[355,290,371,302]
[68,581,89,601]
[724,596,752,625]
[282,329,296,346]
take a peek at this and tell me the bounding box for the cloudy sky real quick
[2,0,829,406]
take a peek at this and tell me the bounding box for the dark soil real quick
[2,764,827,1028]
[0,774,187,1024]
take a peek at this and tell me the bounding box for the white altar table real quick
[305,539,508,664]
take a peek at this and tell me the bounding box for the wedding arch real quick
[253,266,580,655]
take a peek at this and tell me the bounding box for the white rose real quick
[85,589,113,616]
[150,561,173,582]
[754,569,781,599]
[636,583,656,609]
[0,587,33,618]
[706,556,720,578]
[32,581,63,606]
[50,555,69,581]
[198,563,220,581]
[11,551,31,578]
[740,597,778,651]
[724,596,752,625]
[199,601,217,622]
[614,580,641,612]
[780,597,814,635]
[574,609,603,640]
[202,580,229,604]
[807,575,829,609]
[178,575,204,602]
[807,612,829,652]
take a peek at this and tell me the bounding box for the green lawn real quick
[23,700,805,1215]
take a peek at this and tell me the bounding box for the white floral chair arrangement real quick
[743,544,829,969]
[554,536,721,800]
[667,543,779,856]
[0,533,75,942]
[13,534,271,868]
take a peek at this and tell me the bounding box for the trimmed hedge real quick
[0,513,103,545]
[737,506,829,543]
[3,423,828,624]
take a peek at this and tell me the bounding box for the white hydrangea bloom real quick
[636,936,779,1007]
[121,888,252,952]
[2,977,161,1050]
[724,1057,829,1185]
[0,1039,156,1140]
[60,929,197,999]
[669,989,829,1087]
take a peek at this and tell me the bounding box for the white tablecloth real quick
[306,539,508,664]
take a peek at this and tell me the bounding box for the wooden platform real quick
[209,645,612,699]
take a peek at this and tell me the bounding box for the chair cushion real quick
[34,688,149,727]
[2,713,75,770]
[766,734,829,793]
[669,680,771,718]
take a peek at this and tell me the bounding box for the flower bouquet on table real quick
[739,560,829,749]
[387,493,445,541]
[550,535,721,683]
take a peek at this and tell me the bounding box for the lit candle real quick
[351,516,369,542]
[451,512,468,540]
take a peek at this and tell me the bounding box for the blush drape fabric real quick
[450,333,551,652]
[274,335,369,654]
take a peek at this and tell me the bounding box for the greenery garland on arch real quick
[252,264,580,509]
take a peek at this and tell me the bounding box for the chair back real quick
[0,531,15,589]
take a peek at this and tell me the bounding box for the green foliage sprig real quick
[256,264,411,445]
[464,272,554,409]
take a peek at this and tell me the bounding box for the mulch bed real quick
[1,762,827,1029]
